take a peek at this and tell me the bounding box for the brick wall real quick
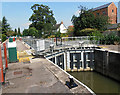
[93,8,108,17]
[92,2,117,24]
[108,2,117,24]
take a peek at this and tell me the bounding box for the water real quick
[69,72,120,93]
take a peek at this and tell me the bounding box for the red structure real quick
[92,2,117,24]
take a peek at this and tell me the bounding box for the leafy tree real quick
[23,29,29,36]
[28,27,38,37]
[71,5,109,36]
[6,30,15,37]
[2,16,10,36]
[29,4,56,38]
[23,27,39,38]
[67,26,74,37]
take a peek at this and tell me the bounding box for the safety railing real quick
[22,36,99,55]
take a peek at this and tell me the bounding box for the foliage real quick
[23,27,40,38]
[71,5,109,36]
[93,15,109,31]
[7,30,15,37]
[0,34,7,42]
[29,4,56,38]
[18,27,21,36]
[67,26,74,37]
[90,31,120,45]
[61,33,68,37]
[23,29,29,36]
[79,28,98,36]
[100,33,120,45]
[14,28,17,36]
[55,30,61,38]
[2,16,11,36]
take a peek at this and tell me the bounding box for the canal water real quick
[69,71,120,93]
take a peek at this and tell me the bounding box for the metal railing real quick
[22,36,99,55]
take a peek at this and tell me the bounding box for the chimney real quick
[61,21,63,24]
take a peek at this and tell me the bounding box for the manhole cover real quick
[14,71,22,75]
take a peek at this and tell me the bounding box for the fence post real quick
[3,43,8,69]
[0,45,4,84]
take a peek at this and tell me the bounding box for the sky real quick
[1,1,119,32]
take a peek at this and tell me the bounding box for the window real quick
[96,13,99,15]
[102,11,106,15]
[112,9,114,13]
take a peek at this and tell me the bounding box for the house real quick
[92,2,117,24]
[53,21,67,33]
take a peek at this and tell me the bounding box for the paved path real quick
[2,40,93,94]
[16,40,29,52]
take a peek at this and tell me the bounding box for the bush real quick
[100,33,120,45]
[78,28,98,36]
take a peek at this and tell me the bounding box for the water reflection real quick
[69,72,120,93]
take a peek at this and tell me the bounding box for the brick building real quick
[92,2,117,24]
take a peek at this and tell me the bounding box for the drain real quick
[14,71,22,75]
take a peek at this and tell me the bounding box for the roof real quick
[92,2,112,11]
[107,23,119,30]
[53,24,61,30]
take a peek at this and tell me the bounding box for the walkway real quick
[2,40,93,94]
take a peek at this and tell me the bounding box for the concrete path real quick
[2,40,93,94]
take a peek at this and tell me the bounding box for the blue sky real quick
[1,2,118,32]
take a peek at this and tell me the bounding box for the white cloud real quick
[74,10,81,16]
[22,22,32,27]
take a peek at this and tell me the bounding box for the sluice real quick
[47,48,97,72]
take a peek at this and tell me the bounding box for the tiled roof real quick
[53,24,61,30]
[92,2,112,11]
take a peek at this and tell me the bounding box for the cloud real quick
[22,22,32,27]
[74,10,81,17]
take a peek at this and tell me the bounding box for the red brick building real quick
[92,2,117,24]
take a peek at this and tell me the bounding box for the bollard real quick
[13,37,15,42]
[0,45,4,84]
[3,43,8,69]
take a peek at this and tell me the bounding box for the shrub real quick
[100,33,120,45]
[78,28,98,36]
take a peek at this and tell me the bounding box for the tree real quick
[2,16,10,36]
[18,27,21,36]
[28,27,38,37]
[71,5,109,36]
[67,26,74,37]
[29,4,56,38]
[14,28,17,35]
[23,29,29,36]
[23,27,39,38]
